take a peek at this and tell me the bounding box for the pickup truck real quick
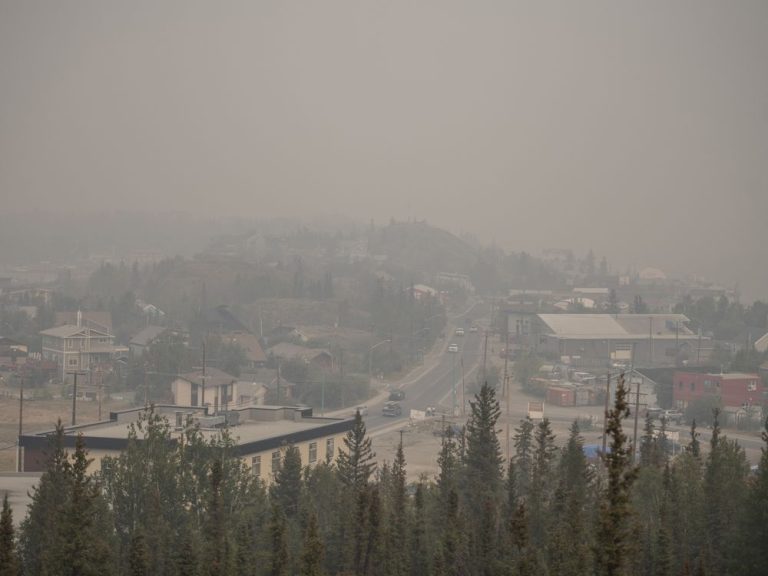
[382,401,402,417]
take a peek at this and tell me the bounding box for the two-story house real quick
[40,319,127,379]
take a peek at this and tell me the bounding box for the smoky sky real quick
[1,1,767,297]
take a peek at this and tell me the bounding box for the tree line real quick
[2,377,768,575]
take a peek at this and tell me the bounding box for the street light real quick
[368,339,391,385]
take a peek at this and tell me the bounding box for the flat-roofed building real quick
[18,404,354,482]
[526,313,711,368]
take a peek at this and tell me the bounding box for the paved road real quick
[361,301,488,433]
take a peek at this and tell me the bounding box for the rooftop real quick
[21,404,353,457]
[538,313,694,340]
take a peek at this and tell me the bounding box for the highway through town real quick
[361,301,489,433]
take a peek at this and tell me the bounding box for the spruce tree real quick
[0,493,18,576]
[300,511,325,576]
[268,503,289,576]
[19,421,71,575]
[594,374,638,576]
[336,410,376,490]
[128,528,149,576]
[271,444,303,518]
[512,417,535,499]
[410,481,429,576]
[740,417,768,575]
[529,418,557,548]
[387,439,409,576]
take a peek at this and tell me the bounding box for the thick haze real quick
[1,2,767,297]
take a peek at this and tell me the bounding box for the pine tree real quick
[336,411,376,490]
[128,528,149,576]
[410,481,429,576]
[739,417,768,574]
[387,438,409,576]
[548,421,592,576]
[0,493,19,576]
[268,504,289,576]
[513,417,535,499]
[300,511,325,576]
[594,374,638,576]
[62,433,116,576]
[529,418,557,547]
[271,444,303,518]
[463,383,503,508]
[19,421,71,575]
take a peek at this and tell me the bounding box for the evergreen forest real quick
[3,377,768,576]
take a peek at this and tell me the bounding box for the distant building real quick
[0,337,28,367]
[18,404,354,481]
[673,371,765,412]
[526,313,710,368]
[128,325,170,357]
[40,317,127,379]
[267,342,333,371]
[754,332,768,355]
[221,331,267,368]
[171,367,238,412]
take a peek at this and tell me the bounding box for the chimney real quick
[77,309,82,327]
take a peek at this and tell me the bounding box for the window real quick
[326,438,335,463]
[251,456,261,478]
[68,358,78,366]
[271,451,281,475]
[309,442,317,465]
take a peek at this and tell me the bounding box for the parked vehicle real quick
[661,409,684,424]
[382,401,402,417]
[389,389,405,401]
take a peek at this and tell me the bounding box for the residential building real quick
[128,325,169,357]
[171,367,238,412]
[40,319,127,379]
[0,337,28,366]
[267,342,333,371]
[18,404,354,480]
[55,310,112,332]
[221,331,267,368]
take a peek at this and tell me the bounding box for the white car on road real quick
[448,343,459,353]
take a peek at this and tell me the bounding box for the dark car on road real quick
[382,401,403,417]
[389,389,405,401]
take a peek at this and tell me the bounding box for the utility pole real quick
[649,317,653,366]
[67,369,87,426]
[503,329,511,463]
[17,377,23,472]
[461,357,466,417]
[601,372,611,454]
[276,362,282,405]
[201,338,207,411]
[451,352,457,416]
[631,377,641,462]
[97,368,103,421]
[339,348,345,408]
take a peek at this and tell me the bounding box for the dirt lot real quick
[0,394,134,471]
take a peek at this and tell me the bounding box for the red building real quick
[673,371,764,410]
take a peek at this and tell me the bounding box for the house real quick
[0,337,28,366]
[55,310,112,332]
[267,342,333,371]
[754,332,768,354]
[221,331,267,368]
[526,314,710,368]
[171,367,238,412]
[128,325,169,357]
[40,321,127,379]
[18,404,354,482]
[673,371,765,412]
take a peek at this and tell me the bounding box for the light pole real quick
[368,339,391,385]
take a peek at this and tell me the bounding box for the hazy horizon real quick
[2,2,767,297]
